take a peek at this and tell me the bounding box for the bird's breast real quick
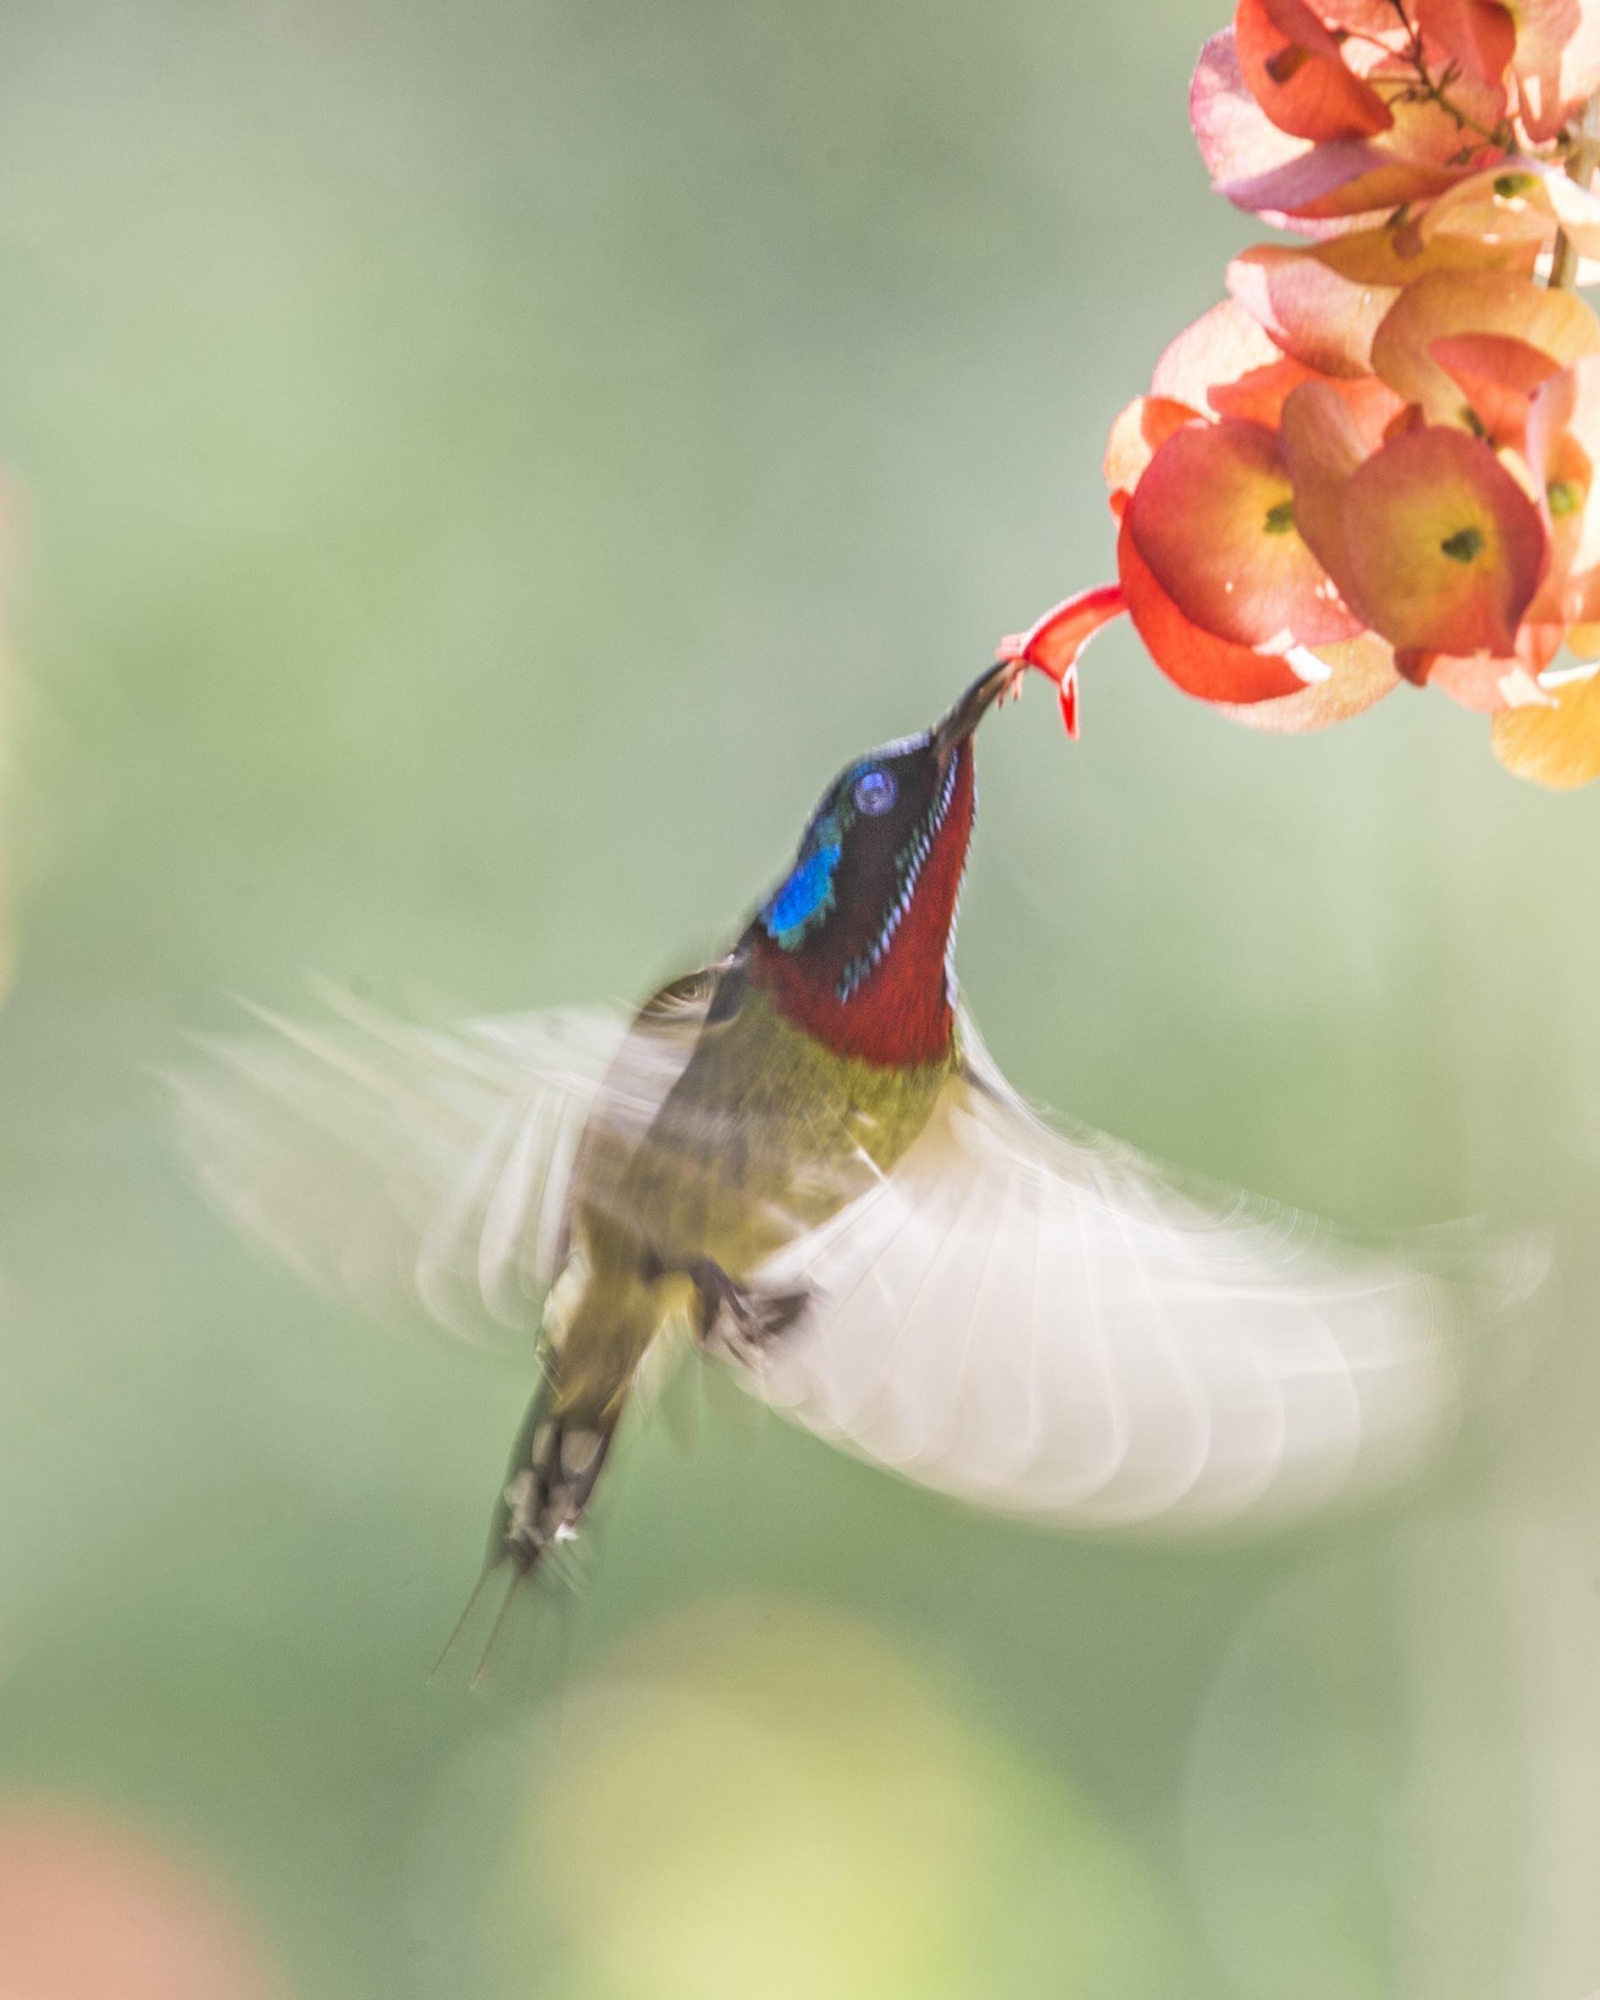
[569,982,952,1284]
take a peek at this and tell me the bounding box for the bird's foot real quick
[684,1258,810,1367]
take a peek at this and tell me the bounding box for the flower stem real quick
[1550,92,1600,290]
[1372,0,1511,150]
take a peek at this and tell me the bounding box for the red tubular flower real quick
[995,587,1128,736]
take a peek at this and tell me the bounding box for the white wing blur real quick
[171,979,709,1352]
[744,1016,1546,1531]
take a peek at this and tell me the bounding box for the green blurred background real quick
[0,1,1598,1994]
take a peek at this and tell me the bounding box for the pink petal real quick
[1524,354,1600,619]
[1221,138,1470,220]
[1211,632,1402,730]
[1405,650,1526,710]
[1227,244,1396,376]
[1513,0,1600,142]
[1150,299,1284,409]
[1191,29,1322,233]
[1104,395,1202,506]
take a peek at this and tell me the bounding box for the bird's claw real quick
[684,1257,810,1366]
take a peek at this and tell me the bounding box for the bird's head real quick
[748,657,1020,1067]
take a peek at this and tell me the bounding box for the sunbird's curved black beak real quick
[932,657,1024,756]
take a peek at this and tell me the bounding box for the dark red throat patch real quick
[750,743,976,1068]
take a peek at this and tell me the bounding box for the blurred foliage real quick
[0,2,1598,1997]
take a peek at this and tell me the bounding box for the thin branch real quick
[1361,0,1513,151]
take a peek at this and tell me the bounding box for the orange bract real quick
[1004,0,1600,783]
[1227,245,1397,376]
[1117,516,1311,703]
[1513,0,1600,140]
[1371,269,1600,422]
[1104,396,1200,509]
[1493,668,1600,781]
[1417,0,1517,90]
[1212,632,1402,729]
[1331,426,1548,655]
[1126,419,1359,647]
[1280,378,1378,568]
[1234,0,1395,142]
[1429,332,1563,447]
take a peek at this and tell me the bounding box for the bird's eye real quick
[853,768,896,816]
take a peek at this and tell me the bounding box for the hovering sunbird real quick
[179,657,1538,1660]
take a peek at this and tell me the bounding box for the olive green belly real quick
[550,987,951,1416]
[594,985,948,1270]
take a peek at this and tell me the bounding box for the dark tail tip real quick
[431,1558,517,1692]
[431,1553,573,1698]
[431,1403,617,1695]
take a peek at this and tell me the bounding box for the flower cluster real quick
[1005,0,1600,788]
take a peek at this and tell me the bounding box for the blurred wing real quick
[745,1017,1546,1530]
[172,973,719,1352]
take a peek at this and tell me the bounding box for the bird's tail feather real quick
[432,1558,522,1691]
[436,1377,620,1692]
[431,1554,580,1696]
